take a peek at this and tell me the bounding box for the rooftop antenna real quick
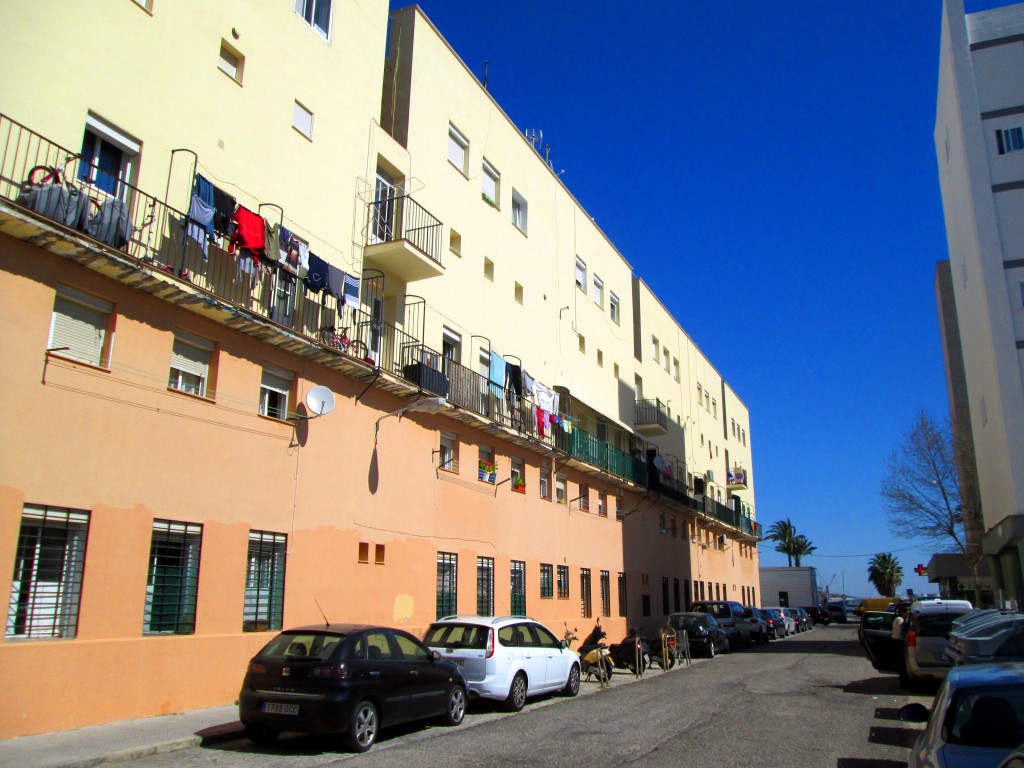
[314,598,330,628]
[483,60,488,90]
[526,129,543,152]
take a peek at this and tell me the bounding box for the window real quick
[483,256,494,281]
[7,505,89,639]
[580,568,592,618]
[259,365,293,420]
[49,285,113,368]
[511,457,525,492]
[442,327,462,367]
[294,0,331,37]
[375,544,385,565]
[358,542,370,563]
[697,384,704,406]
[478,445,496,483]
[481,160,499,206]
[651,335,659,361]
[144,519,202,635]
[575,257,587,292]
[447,124,468,174]
[592,275,604,307]
[609,292,620,324]
[712,399,717,418]
[673,358,680,381]
[168,331,214,397]
[578,334,586,354]
[78,114,139,198]
[618,572,627,616]
[436,552,457,620]
[597,349,603,367]
[511,189,527,234]
[292,101,313,140]
[449,228,462,256]
[577,482,590,511]
[439,430,458,472]
[540,564,554,598]
[997,126,1024,155]
[556,565,569,599]
[662,577,670,615]
[555,474,567,504]
[218,40,244,84]
[597,491,607,517]
[510,561,526,616]
[477,556,494,616]
[539,467,551,500]
[663,348,669,372]
[514,282,523,305]
[243,531,286,632]
[600,571,610,617]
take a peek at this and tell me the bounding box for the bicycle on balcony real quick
[318,325,372,363]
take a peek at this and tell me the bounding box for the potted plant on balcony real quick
[478,460,497,483]
[511,471,526,493]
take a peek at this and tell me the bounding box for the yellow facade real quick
[0,1,758,737]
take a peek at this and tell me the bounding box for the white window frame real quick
[259,364,293,420]
[481,159,499,206]
[218,40,244,84]
[169,331,214,398]
[78,113,140,200]
[439,430,458,472]
[997,126,1024,155]
[575,257,587,292]
[609,292,620,324]
[555,474,567,505]
[49,285,113,368]
[511,189,527,234]
[539,467,551,500]
[673,358,680,382]
[448,124,468,174]
[651,335,659,361]
[592,275,604,307]
[292,101,313,140]
[294,0,332,38]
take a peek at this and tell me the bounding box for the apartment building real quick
[0,1,758,736]
[935,0,1024,606]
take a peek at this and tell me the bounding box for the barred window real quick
[580,568,592,619]
[600,570,610,618]
[477,557,494,616]
[618,572,627,617]
[540,563,554,599]
[557,565,570,599]
[144,519,202,635]
[510,561,526,616]
[436,552,457,620]
[7,505,89,639]
[243,531,286,632]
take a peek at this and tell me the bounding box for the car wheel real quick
[440,685,466,726]
[504,672,528,712]
[244,724,279,746]
[342,700,378,753]
[707,641,716,658]
[562,663,580,697]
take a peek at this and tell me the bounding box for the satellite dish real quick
[305,386,335,417]
[653,455,667,473]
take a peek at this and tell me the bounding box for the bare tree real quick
[881,412,968,554]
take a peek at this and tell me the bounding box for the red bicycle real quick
[318,325,370,361]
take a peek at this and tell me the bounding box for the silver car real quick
[905,599,973,687]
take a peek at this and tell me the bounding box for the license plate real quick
[263,702,299,716]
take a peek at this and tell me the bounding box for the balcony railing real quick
[367,194,443,267]
[0,113,757,538]
[635,397,668,435]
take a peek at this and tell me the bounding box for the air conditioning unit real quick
[706,470,715,482]
[718,534,728,548]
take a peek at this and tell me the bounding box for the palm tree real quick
[868,553,903,598]
[792,535,817,567]
[765,518,797,566]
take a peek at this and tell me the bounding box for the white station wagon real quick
[423,615,580,711]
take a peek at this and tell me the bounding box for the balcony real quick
[364,195,444,283]
[634,397,668,436]
[727,465,748,490]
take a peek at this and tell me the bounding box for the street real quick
[122,624,932,768]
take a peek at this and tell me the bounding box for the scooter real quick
[609,625,651,676]
[566,620,614,684]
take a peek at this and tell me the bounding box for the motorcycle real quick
[566,620,614,683]
[644,628,677,670]
[609,625,651,675]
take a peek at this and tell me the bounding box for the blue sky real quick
[397,1,1005,599]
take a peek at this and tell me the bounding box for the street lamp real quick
[374,396,447,445]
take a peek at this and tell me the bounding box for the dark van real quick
[691,600,752,651]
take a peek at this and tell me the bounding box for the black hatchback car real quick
[239,624,467,752]
[667,612,730,658]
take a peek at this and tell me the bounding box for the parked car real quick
[792,608,813,632]
[758,608,783,640]
[898,662,1024,767]
[667,612,730,658]
[691,600,752,650]
[858,610,901,676]
[904,599,974,688]
[743,606,770,644]
[946,610,1024,666]
[803,606,830,625]
[765,607,793,637]
[423,615,580,712]
[238,624,467,752]
[827,602,848,624]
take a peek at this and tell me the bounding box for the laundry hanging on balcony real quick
[343,273,360,309]
[304,253,328,293]
[326,264,345,300]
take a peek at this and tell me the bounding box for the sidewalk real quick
[0,706,244,768]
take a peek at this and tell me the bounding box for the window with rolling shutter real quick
[48,286,112,368]
[259,365,293,420]
[169,332,213,397]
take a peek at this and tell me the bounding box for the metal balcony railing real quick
[367,194,443,267]
[635,397,668,430]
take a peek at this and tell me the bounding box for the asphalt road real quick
[122,623,933,768]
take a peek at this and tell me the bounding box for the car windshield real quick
[258,632,344,661]
[668,615,703,630]
[945,684,1024,749]
[423,623,489,649]
[696,604,730,619]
